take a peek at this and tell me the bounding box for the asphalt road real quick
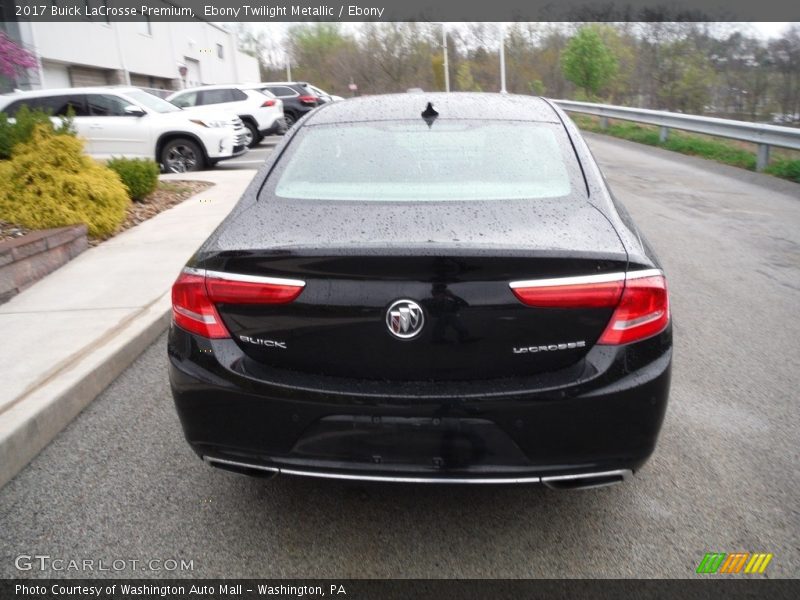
[1,135,798,579]
[214,138,278,170]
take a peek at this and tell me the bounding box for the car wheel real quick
[161,138,205,173]
[284,113,297,129]
[243,121,260,148]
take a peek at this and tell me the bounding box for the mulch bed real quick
[0,221,33,244]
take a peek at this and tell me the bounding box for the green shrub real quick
[0,105,74,160]
[106,157,160,201]
[0,125,129,238]
[765,158,800,183]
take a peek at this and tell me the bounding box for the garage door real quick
[42,62,71,88]
[69,66,111,87]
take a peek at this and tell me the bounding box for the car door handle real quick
[89,124,103,129]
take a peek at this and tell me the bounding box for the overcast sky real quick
[246,21,796,38]
[236,21,796,65]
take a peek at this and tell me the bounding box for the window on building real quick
[217,44,224,59]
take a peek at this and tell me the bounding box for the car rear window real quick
[273,120,579,201]
[266,86,297,97]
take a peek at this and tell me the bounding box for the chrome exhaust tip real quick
[203,456,279,479]
[541,469,631,490]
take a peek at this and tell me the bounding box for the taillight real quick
[598,274,669,345]
[261,99,276,107]
[171,269,306,339]
[509,270,670,345]
[205,271,305,304]
[171,271,229,338]
[510,273,624,308]
[298,95,318,105]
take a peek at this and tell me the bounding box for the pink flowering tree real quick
[0,32,38,82]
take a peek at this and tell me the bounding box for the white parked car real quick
[0,87,248,172]
[167,85,286,147]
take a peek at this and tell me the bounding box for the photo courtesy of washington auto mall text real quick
[0,0,799,598]
[13,584,347,598]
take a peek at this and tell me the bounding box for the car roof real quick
[169,84,251,94]
[259,82,309,87]
[304,93,560,125]
[0,86,146,99]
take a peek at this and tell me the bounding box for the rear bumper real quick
[202,456,632,488]
[259,118,287,136]
[168,325,671,484]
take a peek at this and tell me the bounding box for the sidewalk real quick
[0,169,257,488]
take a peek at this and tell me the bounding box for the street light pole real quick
[442,24,450,92]
[286,60,292,81]
[499,23,507,94]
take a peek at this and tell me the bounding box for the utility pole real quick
[286,59,292,81]
[499,24,507,94]
[442,24,450,92]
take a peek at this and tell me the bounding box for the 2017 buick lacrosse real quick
[168,93,672,489]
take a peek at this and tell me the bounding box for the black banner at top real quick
[3,0,800,22]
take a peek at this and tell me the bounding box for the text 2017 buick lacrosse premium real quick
[168,93,671,489]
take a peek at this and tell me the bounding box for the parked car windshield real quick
[126,89,181,113]
[274,120,578,201]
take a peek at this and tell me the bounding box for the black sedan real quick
[169,93,671,489]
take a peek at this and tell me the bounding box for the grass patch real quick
[764,158,800,183]
[573,115,800,183]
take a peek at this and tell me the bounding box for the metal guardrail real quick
[554,100,800,172]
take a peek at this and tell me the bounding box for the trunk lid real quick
[199,198,627,381]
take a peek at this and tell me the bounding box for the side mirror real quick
[123,105,146,117]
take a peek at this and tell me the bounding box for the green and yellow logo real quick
[696,552,773,574]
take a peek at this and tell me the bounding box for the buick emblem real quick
[386,299,425,339]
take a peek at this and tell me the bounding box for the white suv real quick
[167,85,286,147]
[0,87,248,172]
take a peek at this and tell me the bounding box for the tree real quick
[456,62,481,91]
[288,24,355,93]
[0,32,38,81]
[561,25,618,99]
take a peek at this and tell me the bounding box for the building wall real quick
[12,19,258,91]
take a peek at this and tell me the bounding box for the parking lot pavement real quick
[215,138,278,170]
[0,136,798,578]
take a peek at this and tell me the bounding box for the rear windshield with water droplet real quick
[271,120,583,201]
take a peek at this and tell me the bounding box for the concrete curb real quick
[0,295,171,488]
[0,168,258,490]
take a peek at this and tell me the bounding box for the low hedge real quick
[107,157,160,201]
[0,126,129,238]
